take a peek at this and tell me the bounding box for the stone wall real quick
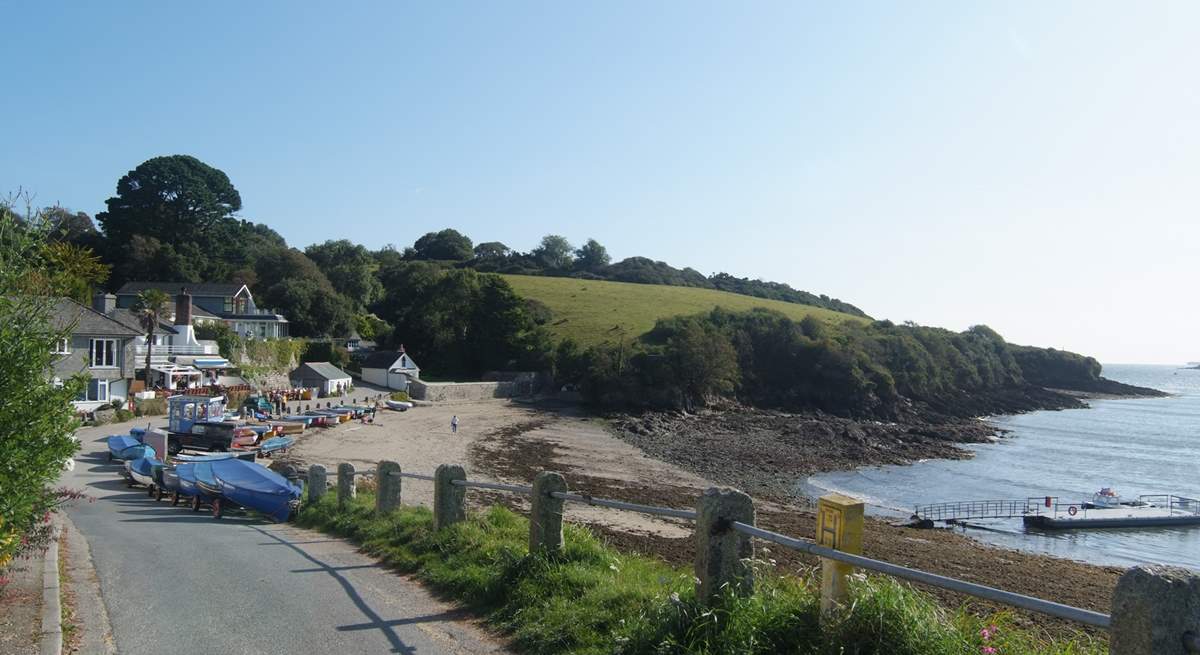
[408,380,514,402]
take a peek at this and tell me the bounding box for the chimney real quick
[175,287,193,326]
[91,292,115,315]
[398,343,405,354]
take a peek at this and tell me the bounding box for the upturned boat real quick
[209,459,302,521]
[107,435,154,462]
[257,436,295,456]
[385,400,412,411]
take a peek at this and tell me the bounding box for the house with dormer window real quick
[115,282,289,339]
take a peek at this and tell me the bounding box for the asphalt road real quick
[62,420,507,655]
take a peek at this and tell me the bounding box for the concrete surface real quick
[60,419,509,655]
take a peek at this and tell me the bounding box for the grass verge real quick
[296,493,1105,654]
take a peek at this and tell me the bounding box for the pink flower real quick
[982,647,997,655]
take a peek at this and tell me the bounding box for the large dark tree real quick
[411,228,474,261]
[253,248,354,337]
[304,239,382,308]
[97,155,242,246]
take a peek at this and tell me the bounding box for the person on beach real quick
[451,415,459,434]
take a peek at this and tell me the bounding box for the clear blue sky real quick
[3,1,1196,364]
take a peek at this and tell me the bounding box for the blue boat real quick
[258,436,295,455]
[282,415,314,426]
[210,459,301,522]
[124,456,163,496]
[107,435,153,462]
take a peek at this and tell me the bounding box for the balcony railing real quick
[133,343,219,356]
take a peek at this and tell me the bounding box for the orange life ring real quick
[1068,506,1078,516]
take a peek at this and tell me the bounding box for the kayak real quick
[258,436,295,455]
[210,459,302,522]
[107,435,154,462]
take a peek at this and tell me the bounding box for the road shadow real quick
[251,526,419,654]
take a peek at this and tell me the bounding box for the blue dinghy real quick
[258,436,295,455]
[107,435,153,462]
[210,459,301,522]
[282,415,314,426]
[125,456,163,497]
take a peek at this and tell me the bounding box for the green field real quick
[501,274,867,346]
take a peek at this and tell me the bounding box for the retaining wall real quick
[408,380,514,401]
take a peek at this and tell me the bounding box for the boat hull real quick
[210,459,302,522]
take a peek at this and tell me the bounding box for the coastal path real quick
[59,418,509,655]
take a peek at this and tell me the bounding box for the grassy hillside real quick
[502,274,867,346]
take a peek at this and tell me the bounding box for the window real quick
[84,378,108,402]
[223,296,234,313]
[51,338,70,354]
[90,339,117,368]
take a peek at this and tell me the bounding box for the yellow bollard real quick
[817,492,864,614]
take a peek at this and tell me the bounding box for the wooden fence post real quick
[694,487,754,603]
[433,464,466,530]
[1110,565,1200,655]
[337,463,356,508]
[376,460,401,513]
[307,464,327,503]
[529,471,567,553]
[817,492,864,614]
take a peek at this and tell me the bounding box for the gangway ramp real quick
[913,499,1035,523]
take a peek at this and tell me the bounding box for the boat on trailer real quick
[107,435,154,462]
[209,459,302,521]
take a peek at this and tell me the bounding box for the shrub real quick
[134,397,166,416]
[389,391,409,402]
[114,408,135,423]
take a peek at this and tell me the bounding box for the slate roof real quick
[116,282,248,297]
[290,362,351,381]
[362,350,404,369]
[50,298,141,338]
[104,308,178,334]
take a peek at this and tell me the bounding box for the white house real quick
[361,346,420,391]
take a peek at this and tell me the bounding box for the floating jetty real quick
[913,492,1200,531]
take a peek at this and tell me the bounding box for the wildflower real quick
[982,647,996,655]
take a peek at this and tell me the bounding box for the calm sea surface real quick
[803,364,1200,568]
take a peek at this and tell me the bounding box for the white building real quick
[361,347,420,391]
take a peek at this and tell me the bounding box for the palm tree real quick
[133,289,171,392]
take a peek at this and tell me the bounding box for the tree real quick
[411,229,474,261]
[133,289,171,390]
[42,206,98,246]
[665,321,740,409]
[304,239,383,308]
[96,155,242,247]
[0,197,83,565]
[573,238,611,272]
[532,234,574,271]
[473,241,511,260]
[41,242,111,304]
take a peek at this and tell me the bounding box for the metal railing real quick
[133,343,220,356]
[379,466,1112,629]
[913,498,1032,522]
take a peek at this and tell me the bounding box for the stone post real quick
[694,487,754,603]
[817,492,864,614]
[529,471,568,553]
[337,463,356,508]
[1110,565,1200,655]
[376,460,402,514]
[307,464,327,503]
[433,464,466,530]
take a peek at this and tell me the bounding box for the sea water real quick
[803,364,1200,568]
